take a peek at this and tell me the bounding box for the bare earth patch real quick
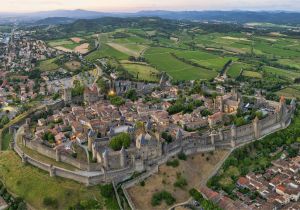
[64,61,81,71]
[74,43,89,54]
[127,150,229,210]
[70,37,82,43]
[54,46,73,53]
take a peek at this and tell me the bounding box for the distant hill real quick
[2,10,300,25]
[34,17,75,25]
[133,10,300,24]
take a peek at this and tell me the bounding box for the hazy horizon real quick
[1,0,300,13]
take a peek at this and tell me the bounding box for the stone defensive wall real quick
[24,139,102,171]
[11,100,295,187]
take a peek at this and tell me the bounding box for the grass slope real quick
[122,63,160,82]
[39,58,59,72]
[85,44,128,61]
[0,151,104,210]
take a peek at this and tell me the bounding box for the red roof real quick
[237,177,249,186]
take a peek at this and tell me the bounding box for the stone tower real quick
[210,130,218,145]
[231,124,237,140]
[102,149,109,169]
[120,146,126,168]
[159,72,167,88]
[145,119,152,132]
[63,88,72,103]
[88,129,96,152]
[176,128,183,141]
[219,96,224,112]
[218,128,224,141]
[253,116,261,139]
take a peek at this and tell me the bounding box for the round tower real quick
[102,149,109,169]
[120,146,126,168]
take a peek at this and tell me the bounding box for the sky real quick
[1,0,300,13]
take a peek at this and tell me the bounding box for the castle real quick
[11,93,296,186]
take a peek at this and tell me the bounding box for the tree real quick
[71,80,84,97]
[125,89,138,101]
[109,133,131,151]
[100,184,114,198]
[97,78,108,94]
[109,96,125,107]
[42,132,55,143]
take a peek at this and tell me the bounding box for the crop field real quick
[263,66,300,81]
[278,59,300,70]
[174,50,237,71]
[39,57,59,71]
[48,38,81,50]
[276,87,300,99]
[81,28,300,83]
[48,39,74,47]
[107,42,147,57]
[227,62,253,78]
[242,70,262,78]
[86,44,129,61]
[122,63,160,82]
[144,47,218,80]
[113,35,151,45]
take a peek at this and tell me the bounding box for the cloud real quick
[1,0,300,12]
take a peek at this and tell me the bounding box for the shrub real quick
[140,181,145,186]
[43,196,58,208]
[151,190,176,206]
[174,177,188,189]
[100,184,114,198]
[178,152,187,160]
[166,159,179,167]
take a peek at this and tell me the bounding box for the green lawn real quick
[144,47,218,81]
[1,132,12,150]
[0,151,109,210]
[122,63,160,82]
[39,57,60,72]
[48,39,74,47]
[62,42,80,50]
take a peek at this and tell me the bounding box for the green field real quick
[263,66,300,80]
[276,87,300,99]
[242,70,262,78]
[0,151,118,210]
[122,63,160,82]
[39,57,60,72]
[48,39,80,50]
[227,62,252,78]
[48,39,74,47]
[66,27,300,84]
[86,44,129,61]
[174,50,237,71]
[107,42,147,57]
[144,47,218,80]
[278,59,300,70]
